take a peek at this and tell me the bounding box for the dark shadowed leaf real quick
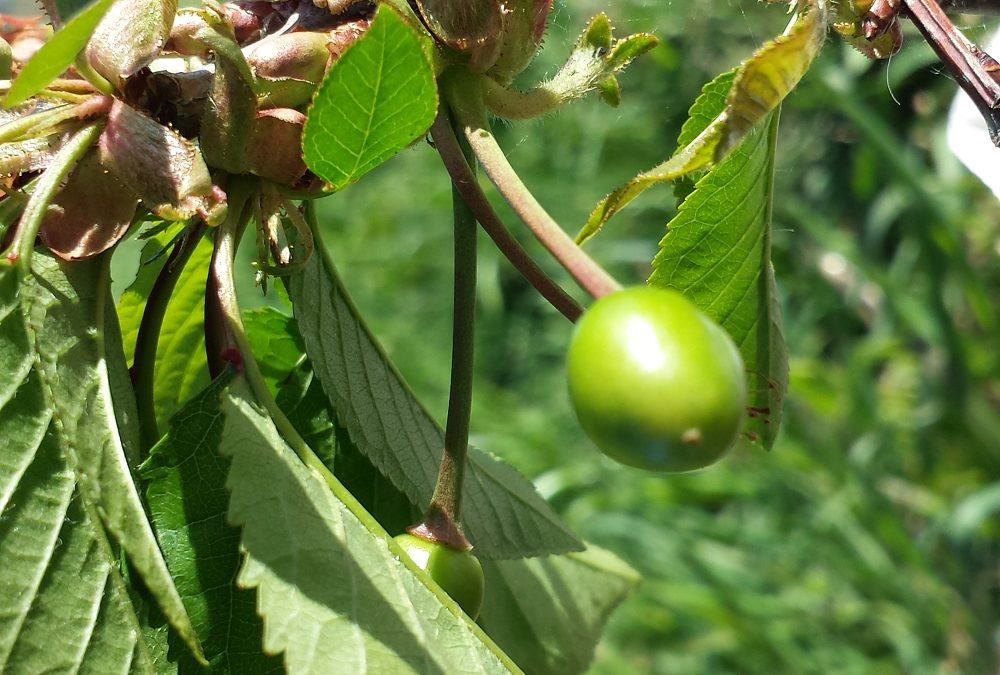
[141,373,282,673]
[287,239,583,559]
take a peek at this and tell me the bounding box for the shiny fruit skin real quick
[566,286,747,473]
[394,534,485,620]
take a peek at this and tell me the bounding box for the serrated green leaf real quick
[302,5,437,189]
[220,380,520,674]
[579,0,826,243]
[675,70,739,149]
[649,111,788,448]
[140,373,282,674]
[670,69,738,205]
[0,254,200,671]
[5,0,116,107]
[0,433,152,673]
[286,240,583,559]
[479,547,640,675]
[2,265,146,672]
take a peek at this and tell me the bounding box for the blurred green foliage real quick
[308,2,1000,673]
[9,0,995,670]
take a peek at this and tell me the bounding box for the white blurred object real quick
[946,29,1000,200]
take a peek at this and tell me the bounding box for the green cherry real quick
[394,533,485,619]
[566,286,747,473]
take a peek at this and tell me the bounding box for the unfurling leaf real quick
[85,0,179,90]
[38,148,139,260]
[482,14,656,119]
[99,99,226,223]
[579,0,827,243]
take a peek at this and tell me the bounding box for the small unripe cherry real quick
[393,534,485,620]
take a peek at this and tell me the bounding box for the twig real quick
[904,0,1000,144]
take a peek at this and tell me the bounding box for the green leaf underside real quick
[253,307,636,674]
[649,107,788,448]
[578,0,826,243]
[478,548,640,675]
[0,252,205,672]
[1,263,147,673]
[6,0,116,106]
[302,5,438,189]
[141,373,281,673]
[220,380,517,674]
[287,246,583,559]
[117,231,213,426]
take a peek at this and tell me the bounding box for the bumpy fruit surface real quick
[566,286,747,473]
[394,534,485,619]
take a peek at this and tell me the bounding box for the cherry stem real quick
[444,71,622,300]
[429,109,583,322]
[130,221,205,453]
[210,178,337,484]
[419,136,480,551]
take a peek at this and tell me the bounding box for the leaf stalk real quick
[130,221,206,453]
[444,71,622,300]
[429,108,583,322]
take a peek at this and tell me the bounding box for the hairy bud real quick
[489,0,552,84]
